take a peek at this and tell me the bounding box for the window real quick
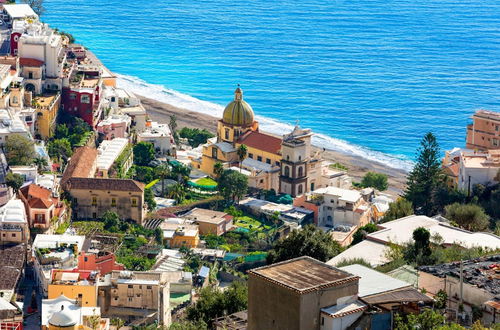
[92,212,97,219]
[111,198,116,207]
[311,182,315,191]
[128,297,133,302]
[212,147,218,159]
[81,94,90,104]
[321,317,324,326]
[91,196,97,206]
[284,166,290,177]
[128,285,133,289]
[496,125,499,132]
[298,166,304,177]
[73,198,78,205]
[69,93,77,100]
[147,286,152,289]
[266,158,271,164]
[111,97,116,102]
[275,161,280,166]
[260,179,264,183]
[248,153,253,159]
[12,96,18,104]
[257,156,262,162]
[287,155,290,161]
[298,185,303,194]
[35,213,45,224]
[12,233,16,237]
[114,297,118,301]
[84,257,88,262]
[493,139,499,147]
[28,72,33,79]
[13,35,19,42]
[225,128,230,140]
[131,198,138,207]
[299,156,302,161]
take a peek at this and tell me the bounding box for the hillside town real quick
[0,3,498,330]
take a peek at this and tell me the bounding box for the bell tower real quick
[279,126,309,197]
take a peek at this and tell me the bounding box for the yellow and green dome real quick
[222,87,255,126]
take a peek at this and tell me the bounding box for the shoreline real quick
[137,95,408,197]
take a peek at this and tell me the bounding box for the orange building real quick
[77,251,124,275]
[48,270,99,307]
[466,110,500,151]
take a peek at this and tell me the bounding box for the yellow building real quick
[160,218,200,248]
[193,87,282,189]
[48,270,99,307]
[34,92,61,139]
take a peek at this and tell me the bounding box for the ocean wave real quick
[116,74,414,172]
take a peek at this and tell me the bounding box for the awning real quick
[361,287,434,305]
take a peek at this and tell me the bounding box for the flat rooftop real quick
[183,208,231,224]
[250,256,358,294]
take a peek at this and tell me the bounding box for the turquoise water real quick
[42,0,500,170]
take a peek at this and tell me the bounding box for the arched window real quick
[298,184,303,195]
[12,96,18,104]
[225,128,230,140]
[299,156,301,161]
[284,166,290,177]
[287,155,290,161]
[298,166,303,177]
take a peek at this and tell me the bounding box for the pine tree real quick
[405,132,443,216]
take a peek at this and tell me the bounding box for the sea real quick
[42,0,500,172]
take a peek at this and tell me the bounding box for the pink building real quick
[77,251,124,275]
[96,114,131,140]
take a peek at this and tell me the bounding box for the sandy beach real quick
[138,95,408,197]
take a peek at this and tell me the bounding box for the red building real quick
[9,31,21,56]
[61,64,104,127]
[77,251,124,275]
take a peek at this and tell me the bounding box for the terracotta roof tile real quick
[19,184,57,209]
[68,177,145,192]
[237,131,282,155]
[61,147,98,189]
[19,57,44,67]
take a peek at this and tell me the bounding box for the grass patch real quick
[71,221,106,236]
[195,177,217,186]
[329,162,348,171]
[55,221,70,234]
[234,215,271,232]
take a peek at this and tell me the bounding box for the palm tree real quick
[237,144,248,172]
[168,183,186,204]
[32,156,48,174]
[213,161,224,180]
[155,164,170,197]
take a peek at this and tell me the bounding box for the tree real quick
[103,211,120,231]
[405,132,444,216]
[110,318,125,330]
[129,165,155,183]
[155,164,170,196]
[168,183,186,204]
[213,161,224,181]
[144,188,157,211]
[394,309,445,330]
[169,320,208,330]
[170,162,191,185]
[22,0,44,16]
[382,198,414,222]
[237,144,248,172]
[47,139,72,162]
[444,203,489,232]
[361,171,388,191]
[434,289,448,310]
[32,156,48,174]
[218,170,248,203]
[5,172,24,193]
[267,225,342,264]
[4,134,36,166]
[404,227,435,266]
[186,281,247,325]
[54,124,69,139]
[351,223,378,245]
[169,115,179,144]
[133,142,155,166]
[179,127,214,148]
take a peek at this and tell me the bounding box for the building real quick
[458,149,500,194]
[33,92,61,139]
[328,215,500,267]
[182,208,233,236]
[99,270,171,326]
[2,4,38,29]
[32,234,86,296]
[466,110,500,151]
[96,138,132,178]
[160,218,200,248]
[137,120,175,155]
[419,255,500,326]
[61,63,104,127]
[10,165,38,182]
[60,146,98,190]
[0,110,31,146]
[0,244,25,303]
[248,256,361,330]
[48,269,100,307]
[67,177,146,224]
[102,87,147,131]
[96,114,131,140]
[42,294,109,330]
[152,249,185,272]
[19,183,66,231]
[77,251,124,275]
[0,244,25,330]
[193,88,345,194]
[371,195,393,222]
[0,199,29,244]
[19,56,44,95]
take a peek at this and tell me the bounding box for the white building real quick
[328,215,500,267]
[32,234,86,296]
[96,138,132,178]
[103,87,147,131]
[0,199,29,244]
[0,109,31,146]
[137,120,174,155]
[458,149,500,194]
[2,4,38,27]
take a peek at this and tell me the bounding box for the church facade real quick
[192,87,350,196]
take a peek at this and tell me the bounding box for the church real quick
[192,87,350,197]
